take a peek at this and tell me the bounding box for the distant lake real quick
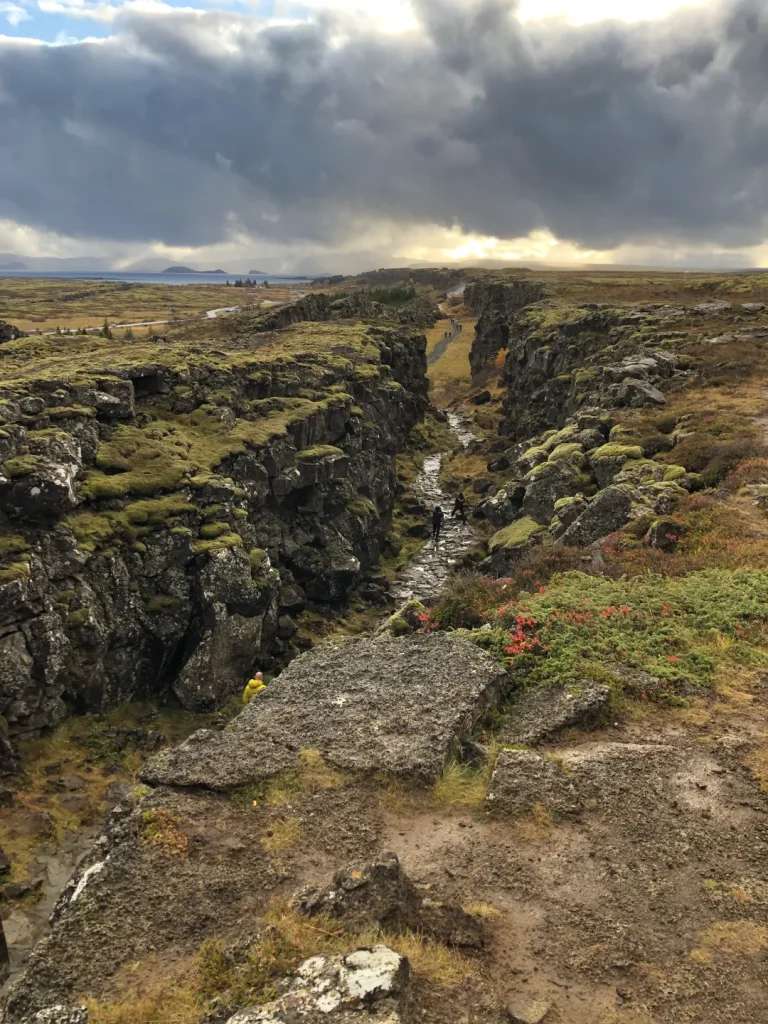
[0,270,311,287]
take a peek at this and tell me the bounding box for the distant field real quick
[0,277,306,334]
[426,311,477,406]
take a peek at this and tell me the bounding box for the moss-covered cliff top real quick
[0,319,394,393]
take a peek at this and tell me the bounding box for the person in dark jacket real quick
[431,505,445,544]
[452,491,467,523]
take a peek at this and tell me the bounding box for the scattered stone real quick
[0,846,10,876]
[226,945,410,1023]
[295,853,484,949]
[142,634,508,790]
[615,378,666,407]
[472,390,492,405]
[501,683,611,746]
[0,321,23,344]
[21,1009,88,1024]
[506,996,552,1024]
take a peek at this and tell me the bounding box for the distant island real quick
[248,269,267,276]
[163,265,228,274]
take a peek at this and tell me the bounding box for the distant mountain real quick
[163,265,227,274]
[0,252,110,271]
[0,256,27,270]
[248,269,268,276]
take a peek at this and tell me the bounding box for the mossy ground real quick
[0,703,222,885]
[0,277,303,334]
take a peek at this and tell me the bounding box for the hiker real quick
[242,671,266,704]
[452,491,467,523]
[431,504,445,544]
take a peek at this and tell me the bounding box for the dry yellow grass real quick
[690,920,768,963]
[260,816,301,855]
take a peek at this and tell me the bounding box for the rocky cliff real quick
[465,278,547,376]
[0,314,428,763]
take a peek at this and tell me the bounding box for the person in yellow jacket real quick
[242,671,267,704]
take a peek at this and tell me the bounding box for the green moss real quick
[0,534,29,558]
[171,526,193,538]
[296,445,345,461]
[47,405,95,419]
[233,508,248,520]
[249,547,268,571]
[520,444,548,466]
[489,516,546,552]
[191,533,243,555]
[553,495,584,512]
[591,443,644,462]
[349,497,376,517]
[3,455,46,478]
[146,594,182,613]
[0,560,31,584]
[574,367,599,385]
[548,442,585,463]
[132,542,147,554]
[199,521,229,540]
[664,464,687,481]
[66,609,90,627]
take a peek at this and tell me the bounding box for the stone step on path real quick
[391,412,479,604]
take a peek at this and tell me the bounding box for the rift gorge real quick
[2,268,768,1024]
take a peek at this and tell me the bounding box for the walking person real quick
[431,504,445,546]
[452,491,467,524]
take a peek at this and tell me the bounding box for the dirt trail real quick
[391,412,478,603]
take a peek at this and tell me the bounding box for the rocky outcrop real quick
[500,303,693,440]
[226,945,411,1023]
[141,632,509,790]
[295,852,484,949]
[0,316,428,756]
[465,279,547,376]
[480,407,698,570]
[0,321,23,344]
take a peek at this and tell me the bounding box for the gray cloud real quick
[1,0,767,253]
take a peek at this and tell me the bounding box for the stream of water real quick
[391,411,478,603]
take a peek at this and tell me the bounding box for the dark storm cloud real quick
[1,0,767,250]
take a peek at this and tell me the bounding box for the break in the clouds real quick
[1,0,768,271]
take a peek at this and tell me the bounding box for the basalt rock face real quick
[501,302,693,440]
[0,318,428,756]
[465,279,547,376]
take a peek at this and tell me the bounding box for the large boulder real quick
[142,633,509,790]
[500,683,611,746]
[294,853,484,949]
[226,945,410,1023]
[557,486,633,547]
[522,460,590,524]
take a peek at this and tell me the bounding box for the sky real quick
[1,0,768,273]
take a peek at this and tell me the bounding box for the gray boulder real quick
[501,683,611,746]
[557,486,633,547]
[615,378,666,407]
[226,945,410,1023]
[294,852,484,949]
[142,633,508,790]
[522,461,589,524]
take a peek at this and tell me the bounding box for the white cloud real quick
[0,2,30,25]
[515,0,706,26]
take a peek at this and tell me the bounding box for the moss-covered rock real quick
[489,516,546,552]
